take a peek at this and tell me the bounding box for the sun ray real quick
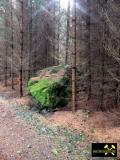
[60,0,73,9]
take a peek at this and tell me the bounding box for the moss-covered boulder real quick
[28,65,71,111]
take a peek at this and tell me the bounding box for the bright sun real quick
[60,0,73,9]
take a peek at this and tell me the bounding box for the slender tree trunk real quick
[28,0,32,80]
[116,49,120,106]
[11,0,14,89]
[99,46,105,110]
[32,5,37,74]
[65,0,70,64]
[72,0,77,112]
[19,0,24,97]
[99,1,107,111]
[86,0,91,100]
[4,34,8,87]
[57,0,60,65]
[4,1,8,87]
[53,0,56,65]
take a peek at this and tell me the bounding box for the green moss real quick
[28,77,71,110]
[50,67,59,74]
[28,79,38,87]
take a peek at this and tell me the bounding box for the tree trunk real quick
[4,0,8,87]
[19,0,24,97]
[28,0,32,80]
[72,0,77,112]
[86,0,91,100]
[52,0,56,65]
[10,0,14,89]
[99,1,107,110]
[65,0,70,64]
[57,0,60,65]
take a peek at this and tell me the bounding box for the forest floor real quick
[0,84,120,160]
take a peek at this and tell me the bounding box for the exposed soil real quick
[0,84,120,160]
[0,84,90,160]
[0,93,53,160]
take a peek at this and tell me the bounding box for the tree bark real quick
[72,0,77,112]
[4,0,9,87]
[28,0,32,80]
[65,0,70,64]
[10,0,14,89]
[86,0,91,100]
[19,0,24,97]
[57,0,60,65]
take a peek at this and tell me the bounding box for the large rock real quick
[28,65,71,111]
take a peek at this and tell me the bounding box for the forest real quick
[0,0,120,160]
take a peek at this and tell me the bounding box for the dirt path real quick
[0,96,54,160]
[0,89,90,160]
[0,85,120,160]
